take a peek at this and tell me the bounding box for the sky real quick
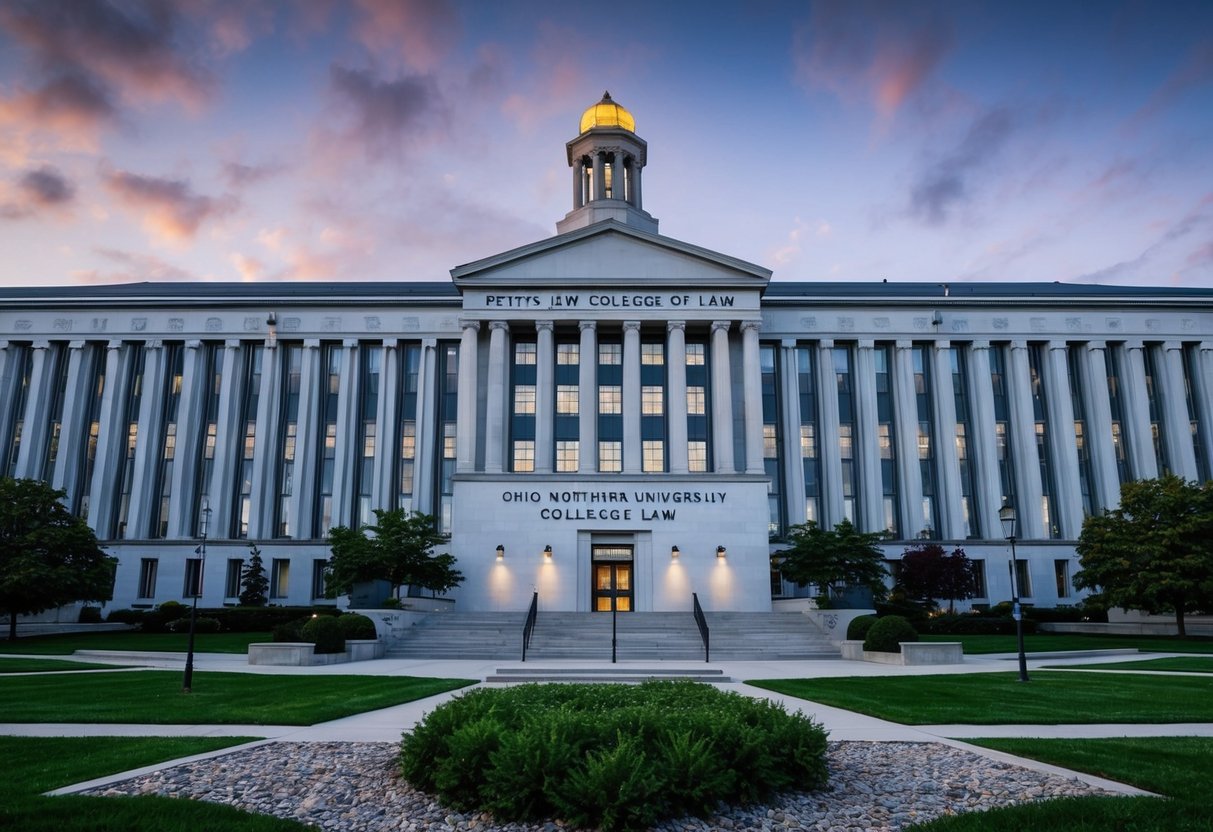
[0,0,1211,289]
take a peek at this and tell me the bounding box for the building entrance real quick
[591,545,633,612]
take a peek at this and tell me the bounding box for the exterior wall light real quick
[543,545,553,559]
[670,545,680,559]
[496,545,505,561]
[266,312,278,347]
[716,545,727,559]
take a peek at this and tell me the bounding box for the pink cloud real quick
[1130,37,1213,128]
[352,0,461,72]
[101,168,238,243]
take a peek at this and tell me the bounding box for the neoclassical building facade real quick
[2,93,1212,615]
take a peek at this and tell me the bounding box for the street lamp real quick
[998,502,1030,682]
[183,499,211,693]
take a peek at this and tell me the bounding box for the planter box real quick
[247,639,385,667]
[840,639,964,666]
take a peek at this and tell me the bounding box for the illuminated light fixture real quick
[495,545,505,561]
[716,545,727,559]
[670,545,680,559]
[543,544,553,559]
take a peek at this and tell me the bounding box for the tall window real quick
[989,346,1016,512]
[270,558,290,600]
[873,345,898,533]
[183,557,202,598]
[224,558,243,599]
[1028,345,1059,538]
[1105,347,1131,483]
[912,345,939,537]
[640,339,666,473]
[1143,345,1171,475]
[150,343,183,539]
[510,340,537,472]
[275,344,302,537]
[192,344,223,536]
[555,340,580,472]
[1,344,32,478]
[311,559,328,600]
[950,347,980,538]
[598,341,623,472]
[686,340,710,473]
[1184,344,1211,482]
[1068,345,1096,517]
[760,344,782,535]
[435,343,459,532]
[39,344,69,481]
[75,345,107,520]
[114,345,146,539]
[313,344,341,538]
[796,346,820,524]
[834,346,858,524]
[234,345,264,539]
[355,346,380,525]
[398,343,421,510]
[137,558,158,600]
[1054,559,1071,599]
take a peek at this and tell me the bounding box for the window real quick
[687,386,706,415]
[183,558,202,598]
[599,386,622,414]
[642,440,664,473]
[688,441,708,472]
[1014,559,1032,599]
[1054,559,1071,599]
[641,343,664,365]
[686,343,705,365]
[599,343,621,365]
[557,343,579,364]
[599,440,622,473]
[270,558,290,600]
[556,440,579,472]
[641,385,664,415]
[312,559,328,600]
[225,558,243,599]
[514,342,536,364]
[137,558,158,600]
[514,384,537,414]
[970,559,986,598]
[513,440,535,472]
[556,384,578,415]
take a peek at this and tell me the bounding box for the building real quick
[2,93,1212,616]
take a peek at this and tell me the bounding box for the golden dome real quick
[579,91,635,134]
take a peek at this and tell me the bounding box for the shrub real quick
[874,598,933,626]
[400,681,829,832]
[924,614,1036,635]
[864,614,918,653]
[336,613,377,640]
[157,600,187,620]
[105,609,146,625]
[77,606,102,623]
[206,606,336,633]
[272,618,306,642]
[846,614,877,641]
[300,615,346,654]
[166,616,221,634]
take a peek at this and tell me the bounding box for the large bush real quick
[924,614,1036,635]
[300,615,345,653]
[846,614,877,641]
[336,613,377,640]
[863,614,918,653]
[166,615,220,634]
[400,681,828,832]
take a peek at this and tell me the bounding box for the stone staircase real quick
[386,610,839,662]
[484,666,732,684]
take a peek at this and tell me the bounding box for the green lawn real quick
[0,631,272,655]
[0,657,132,673]
[1044,656,1213,673]
[0,736,309,832]
[748,671,1213,724]
[921,632,1213,655]
[909,737,1213,831]
[0,670,474,724]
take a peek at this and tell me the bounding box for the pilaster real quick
[578,322,597,473]
[710,321,735,474]
[455,321,480,473]
[535,321,555,473]
[485,321,509,473]
[667,322,689,474]
[622,320,642,473]
[741,321,764,475]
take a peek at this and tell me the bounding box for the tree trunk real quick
[1176,606,1187,638]
[8,610,16,642]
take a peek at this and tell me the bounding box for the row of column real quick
[572,149,643,209]
[454,319,764,476]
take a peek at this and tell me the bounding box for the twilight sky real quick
[1,0,1211,289]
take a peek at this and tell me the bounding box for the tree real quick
[0,478,116,640]
[774,518,889,603]
[239,543,268,606]
[1074,475,1213,637]
[326,509,463,600]
[897,542,978,614]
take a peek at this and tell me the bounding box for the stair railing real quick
[521,591,538,661]
[692,592,710,663]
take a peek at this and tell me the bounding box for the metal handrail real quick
[692,592,710,663]
[521,591,538,661]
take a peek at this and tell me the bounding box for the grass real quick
[0,669,474,724]
[0,657,132,673]
[909,737,1213,831]
[0,631,272,655]
[1044,656,1213,673]
[747,671,1213,724]
[0,735,310,831]
[920,632,1213,655]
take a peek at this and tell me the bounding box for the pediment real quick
[450,220,771,291]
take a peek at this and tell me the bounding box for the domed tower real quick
[556,91,659,235]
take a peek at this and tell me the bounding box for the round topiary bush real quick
[272,619,305,642]
[336,613,377,640]
[863,614,918,653]
[300,615,346,654]
[846,614,877,641]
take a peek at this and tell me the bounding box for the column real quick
[288,340,321,538]
[1080,342,1122,512]
[412,339,438,512]
[1161,342,1199,479]
[325,339,359,531]
[1043,342,1083,540]
[892,340,925,537]
[578,322,597,473]
[1119,341,1158,480]
[929,342,964,540]
[455,322,480,473]
[622,320,642,473]
[853,341,883,533]
[373,340,399,512]
[592,152,605,201]
[1007,341,1044,539]
[535,321,555,473]
[209,341,245,540]
[741,321,764,475]
[816,340,845,527]
[572,158,585,209]
[779,341,807,527]
[246,337,284,538]
[484,321,509,473]
[126,341,166,538]
[710,321,735,474]
[612,151,626,199]
[0,342,18,474]
[167,341,206,538]
[667,321,689,474]
[1194,343,1213,481]
[86,342,129,538]
[51,342,90,503]
[13,341,50,479]
[966,342,1003,540]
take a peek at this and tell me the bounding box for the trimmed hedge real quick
[106,605,342,633]
[846,614,877,641]
[336,613,377,640]
[400,681,829,832]
[300,616,345,653]
[166,616,221,634]
[923,614,1037,635]
[863,615,918,653]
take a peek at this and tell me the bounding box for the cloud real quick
[323,64,445,160]
[101,167,238,242]
[0,164,76,219]
[907,107,1017,225]
[351,0,461,72]
[1130,37,1213,128]
[72,247,196,284]
[793,0,953,117]
[220,160,287,189]
[1075,193,1213,285]
[770,217,833,266]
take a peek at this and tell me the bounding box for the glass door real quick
[591,545,633,612]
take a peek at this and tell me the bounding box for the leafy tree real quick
[326,509,463,600]
[1074,475,1213,637]
[238,543,268,606]
[897,542,978,614]
[0,478,116,640]
[774,518,889,603]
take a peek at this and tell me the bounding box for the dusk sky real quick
[1,0,1211,289]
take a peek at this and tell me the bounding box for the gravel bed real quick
[82,740,1117,831]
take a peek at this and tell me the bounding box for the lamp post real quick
[183,499,211,693]
[998,503,1030,682]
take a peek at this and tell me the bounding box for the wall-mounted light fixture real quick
[266,312,278,347]
[670,545,680,559]
[495,545,505,561]
[543,544,553,560]
[716,545,727,559]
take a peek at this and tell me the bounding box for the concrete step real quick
[485,666,732,683]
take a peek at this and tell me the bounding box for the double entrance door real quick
[591,545,633,612]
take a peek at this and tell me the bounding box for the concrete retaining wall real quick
[840,639,964,665]
[247,639,385,666]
